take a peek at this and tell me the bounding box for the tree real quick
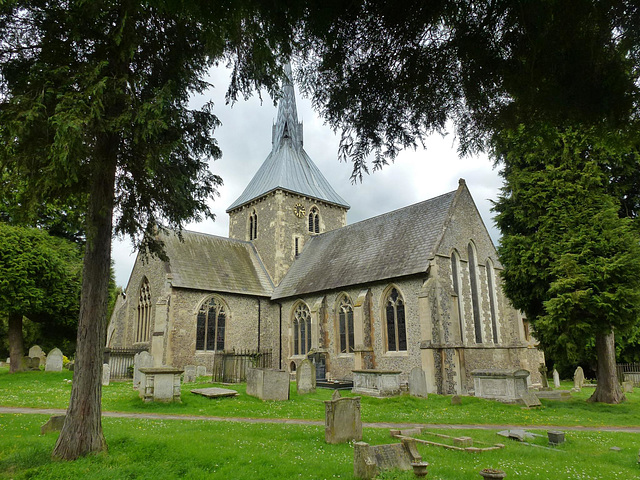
[0,0,301,460]
[493,125,640,403]
[0,223,82,373]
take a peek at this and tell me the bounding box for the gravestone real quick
[573,366,585,390]
[451,394,462,405]
[325,393,362,444]
[41,415,66,434]
[133,351,153,391]
[353,439,423,480]
[409,367,428,398]
[538,364,550,390]
[191,387,239,398]
[622,381,634,393]
[102,363,110,386]
[183,365,197,383]
[296,359,316,395]
[28,345,43,358]
[45,348,63,372]
[352,369,402,397]
[196,366,207,378]
[552,369,560,388]
[23,356,40,370]
[246,367,290,401]
[547,430,565,445]
[519,391,542,407]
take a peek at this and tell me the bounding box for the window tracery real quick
[135,278,151,343]
[385,287,407,352]
[337,295,354,354]
[196,297,226,351]
[292,303,311,355]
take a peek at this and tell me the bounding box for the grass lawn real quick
[1,366,639,479]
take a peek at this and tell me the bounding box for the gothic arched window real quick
[337,295,355,354]
[486,258,499,344]
[196,297,227,351]
[308,207,319,234]
[385,287,407,352]
[249,210,258,240]
[293,303,312,355]
[135,278,151,343]
[451,250,464,342]
[468,242,483,343]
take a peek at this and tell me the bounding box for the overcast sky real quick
[111,66,503,288]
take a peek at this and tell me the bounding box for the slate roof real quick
[161,230,273,297]
[272,189,459,300]
[227,65,349,212]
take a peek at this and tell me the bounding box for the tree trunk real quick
[52,135,117,460]
[588,330,625,404]
[8,312,24,373]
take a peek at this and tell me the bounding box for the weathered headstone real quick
[296,359,316,395]
[41,415,66,434]
[552,369,560,388]
[622,380,634,393]
[451,395,462,405]
[183,365,197,383]
[538,364,550,390]
[519,391,542,408]
[353,439,423,480]
[133,351,153,390]
[409,367,428,398]
[102,363,111,386]
[196,365,207,378]
[573,366,585,390]
[28,345,43,358]
[325,394,362,444]
[24,356,40,370]
[45,348,63,372]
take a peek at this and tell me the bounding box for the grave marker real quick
[353,439,423,480]
[296,359,316,395]
[409,367,428,398]
[552,368,560,388]
[45,348,63,372]
[183,365,197,383]
[325,394,362,444]
[573,366,585,390]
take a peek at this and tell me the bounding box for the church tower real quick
[227,65,350,285]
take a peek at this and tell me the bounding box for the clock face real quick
[293,203,306,218]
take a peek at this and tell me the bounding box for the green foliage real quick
[493,125,640,370]
[0,223,82,357]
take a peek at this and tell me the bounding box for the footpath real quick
[2,406,640,433]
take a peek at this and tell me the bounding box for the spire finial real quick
[272,63,302,150]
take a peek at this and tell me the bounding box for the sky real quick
[111,66,504,288]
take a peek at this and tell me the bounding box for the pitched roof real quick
[272,187,460,299]
[227,65,349,212]
[161,230,273,296]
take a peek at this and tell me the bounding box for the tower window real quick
[308,207,319,234]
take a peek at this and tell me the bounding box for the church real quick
[107,68,543,395]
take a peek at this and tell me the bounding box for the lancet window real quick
[308,207,319,234]
[292,303,312,355]
[135,278,151,343]
[385,287,407,352]
[337,295,355,354]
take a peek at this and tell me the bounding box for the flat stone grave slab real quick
[534,389,572,401]
[191,387,238,398]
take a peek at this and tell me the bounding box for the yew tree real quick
[493,126,640,403]
[0,0,298,459]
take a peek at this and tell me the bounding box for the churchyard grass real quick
[1,413,638,479]
[0,367,638,428]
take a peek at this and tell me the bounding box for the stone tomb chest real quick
[352,369,402,397]
[138,367,183,403]
[472,369,530,403]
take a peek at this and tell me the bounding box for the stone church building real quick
[108,69,543,394]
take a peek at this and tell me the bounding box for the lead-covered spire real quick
[271,64,303,150]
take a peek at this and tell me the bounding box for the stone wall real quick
[107,251,170,350]
[228,190,347,284]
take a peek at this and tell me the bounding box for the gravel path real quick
[2,406,639,433]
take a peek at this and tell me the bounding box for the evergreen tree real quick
[0,223,82,373]
[493,125,640,403]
